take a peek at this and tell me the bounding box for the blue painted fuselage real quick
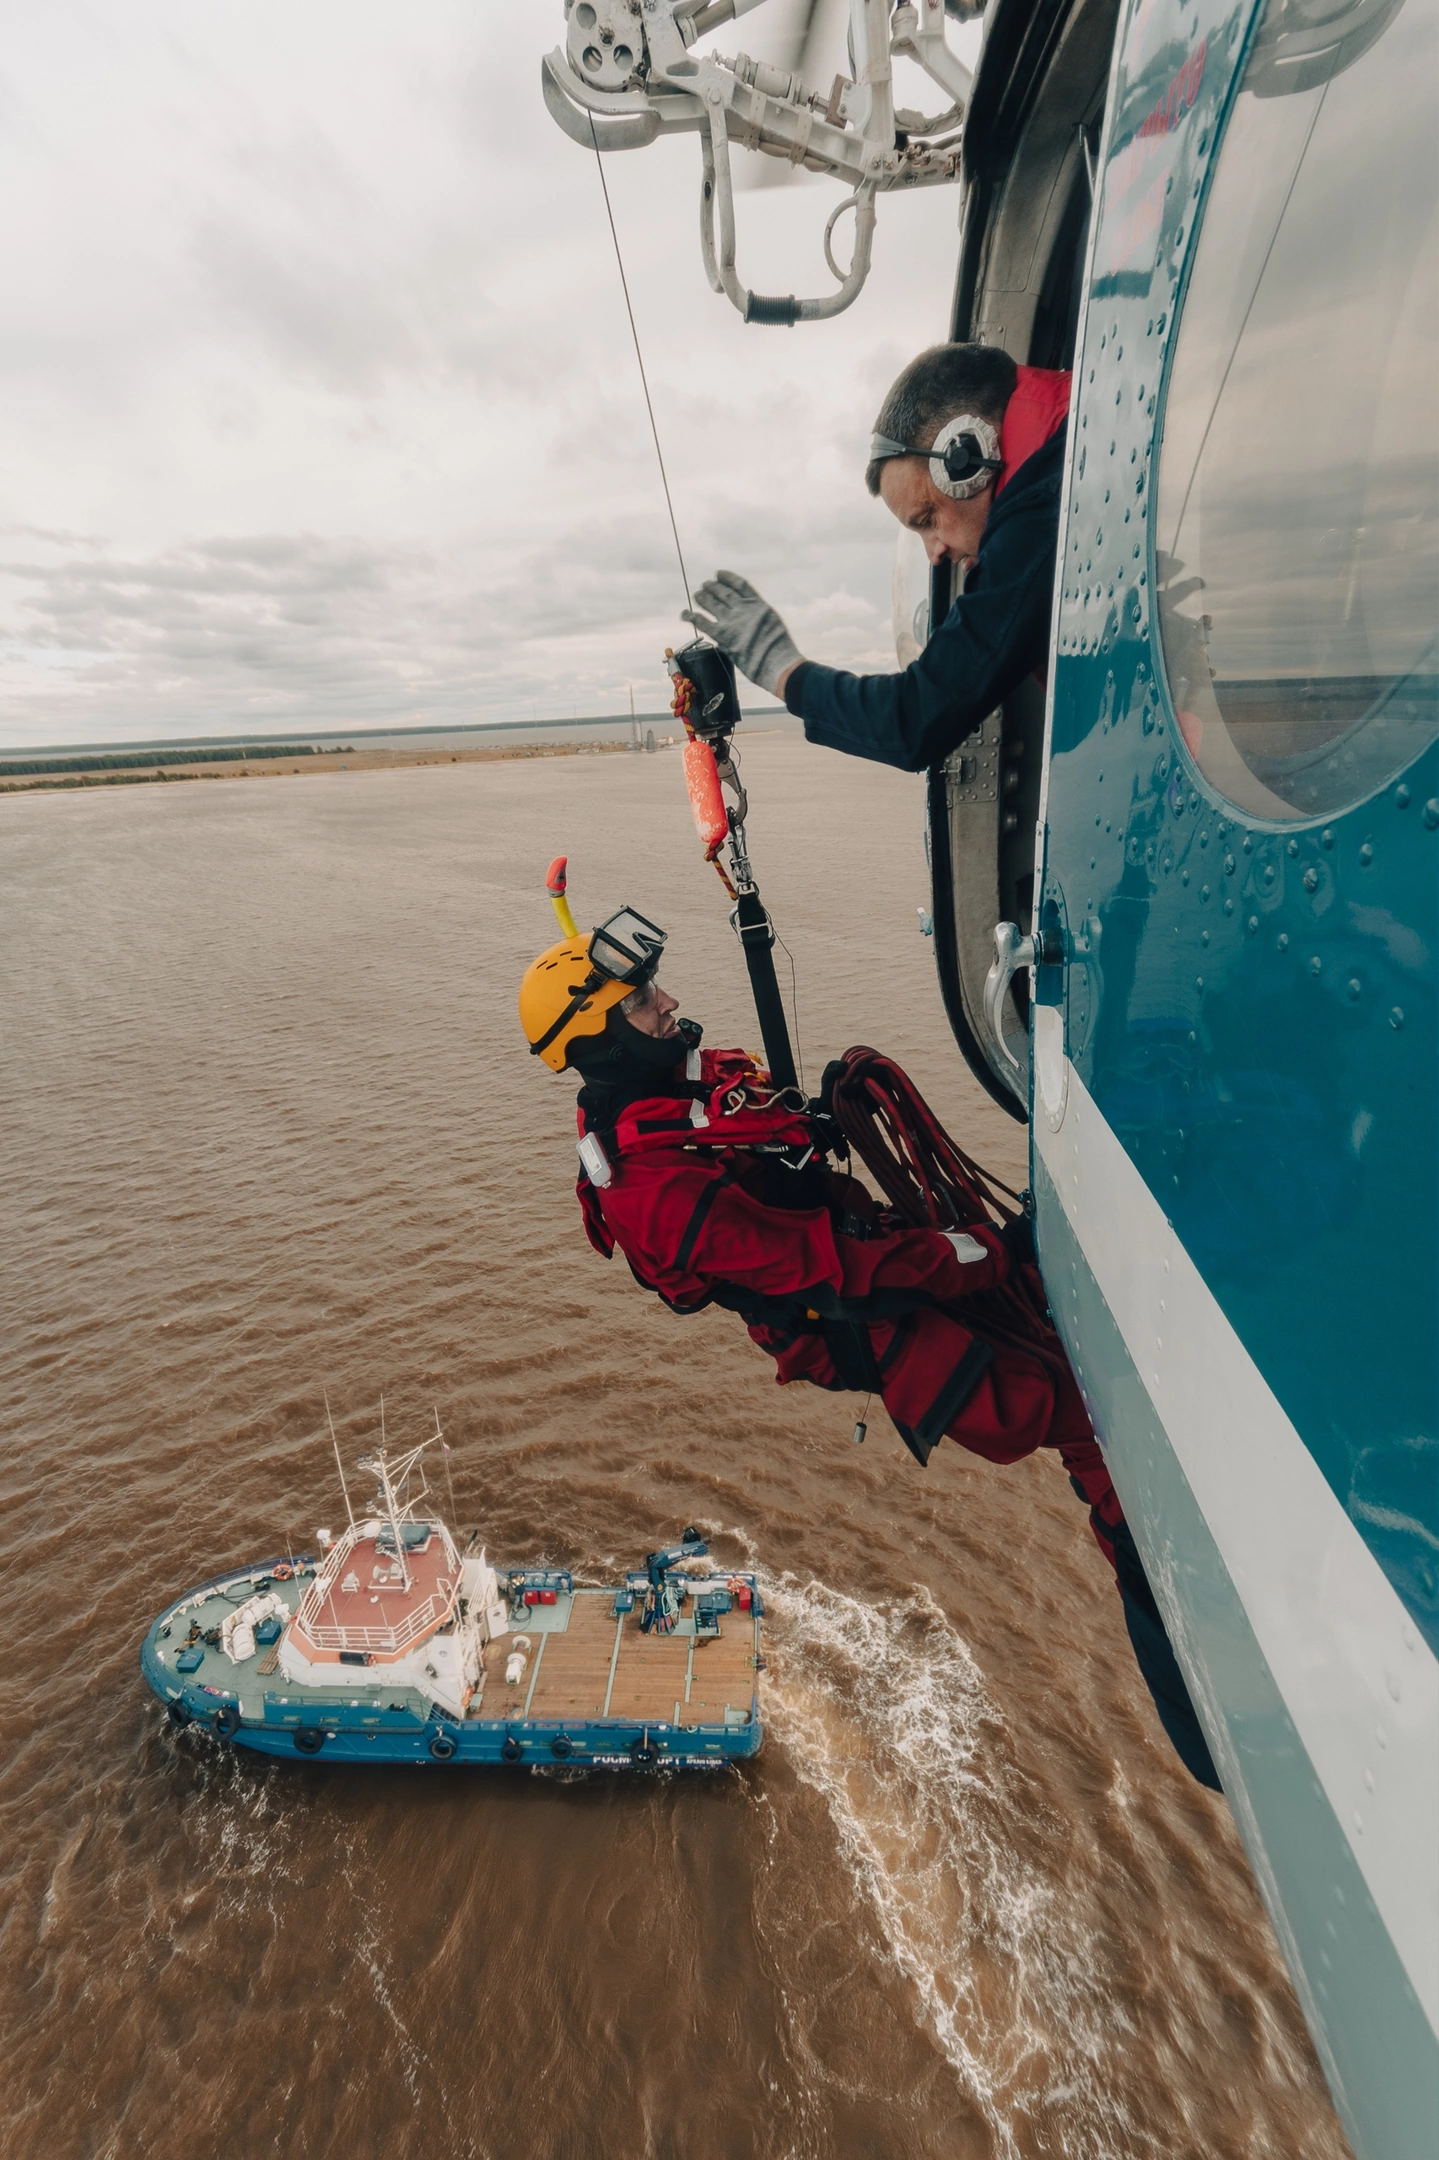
[1026,0,1438,2150]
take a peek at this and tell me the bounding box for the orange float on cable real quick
[683,738,728,853]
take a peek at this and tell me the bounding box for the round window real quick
[1155,0,1437,822]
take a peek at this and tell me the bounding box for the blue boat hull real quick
[141,1560,765,1772]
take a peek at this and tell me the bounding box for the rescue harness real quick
[575,1044,1071,1458]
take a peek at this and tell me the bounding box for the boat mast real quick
[356,1415,440,1595]
[368,1397,412,1593]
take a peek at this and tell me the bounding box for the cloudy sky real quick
[0,1,977,748]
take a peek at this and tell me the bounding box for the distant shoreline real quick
[0,736,664,796]
[0,706,790,763]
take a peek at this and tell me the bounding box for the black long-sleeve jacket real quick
[783,425,1067,772]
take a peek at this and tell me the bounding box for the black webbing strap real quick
[821,1319,885,1394]
[876,1315,914,1376]
[673,1171,735,1276]
[529,970,603,1059]
[910,1338,996,1463]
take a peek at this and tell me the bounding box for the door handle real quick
[984,922,1037,1072]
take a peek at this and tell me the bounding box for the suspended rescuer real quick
[680,342,1071,772]
[519,900,1221,1791]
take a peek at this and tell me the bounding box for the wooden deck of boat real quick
[482,1588,759,1726]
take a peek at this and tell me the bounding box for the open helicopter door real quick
[919,0,1119,1113]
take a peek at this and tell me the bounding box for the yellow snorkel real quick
[546,855,579,940]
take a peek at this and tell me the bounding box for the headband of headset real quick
[869,411,1003,501]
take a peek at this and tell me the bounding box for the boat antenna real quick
[435,1407,458,1525]
[324,1390,356,1531]
[375,1397,413,1593]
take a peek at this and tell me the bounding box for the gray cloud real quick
[0,0,966,747]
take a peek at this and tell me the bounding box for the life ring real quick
[211,1703,241,1740]
[428,1729,459,1762]
[167,1700,191,1730]
[500,1735,523,1764]
[550,1734,574,1760]
[293,1726,325,1754]
[272,1562,294,1581]
[629,1736,660,1769]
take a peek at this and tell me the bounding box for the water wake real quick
[761,1573,1154,2159]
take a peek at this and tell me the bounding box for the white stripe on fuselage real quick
[1035,1048,1438,2032]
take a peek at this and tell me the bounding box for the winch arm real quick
[541,0,974,322]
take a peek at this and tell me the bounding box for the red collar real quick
[995,366,1072,498]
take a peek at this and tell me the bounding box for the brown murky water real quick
[0,737,1350,2160]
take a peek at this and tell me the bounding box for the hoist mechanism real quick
[542,0,977,323]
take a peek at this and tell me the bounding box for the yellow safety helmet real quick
[520,906,668,1072]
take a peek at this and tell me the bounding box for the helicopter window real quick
[1154,0,1437,821]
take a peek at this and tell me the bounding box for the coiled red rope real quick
[828,1046,1020,1231]
[827,1046,1069,1374]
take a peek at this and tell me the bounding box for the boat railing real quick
[294,1591,454,1655]
[292,1524,459,1653]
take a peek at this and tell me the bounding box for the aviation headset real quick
[868,412,1002,501]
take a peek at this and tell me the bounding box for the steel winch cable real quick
[588,122,807,1096]
[589,114,694,617]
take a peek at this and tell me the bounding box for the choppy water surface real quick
[0,740,1349,2159]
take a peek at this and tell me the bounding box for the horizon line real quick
[0,708,792,759]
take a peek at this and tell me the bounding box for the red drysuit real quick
[574,1049,1124,1563]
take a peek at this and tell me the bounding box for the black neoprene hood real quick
[567,1004,697,1083]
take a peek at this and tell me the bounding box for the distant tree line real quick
[0,743,318,776]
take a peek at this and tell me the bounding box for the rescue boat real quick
[140,1427,764,1770]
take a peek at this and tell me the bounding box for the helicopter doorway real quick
[924,0,1119,1114]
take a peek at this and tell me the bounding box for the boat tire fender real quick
[500,1735,523,1763]
[212,1704,241,1740]
[167,1700,191,1729]
[630,1736,660,1769]
[428,1729,459,1762]
[550,1734,574,1759]
[293,1727,326,1754]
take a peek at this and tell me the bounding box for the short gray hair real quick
[865,343,1018,496]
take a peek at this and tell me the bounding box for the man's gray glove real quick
[682,571,801,697]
